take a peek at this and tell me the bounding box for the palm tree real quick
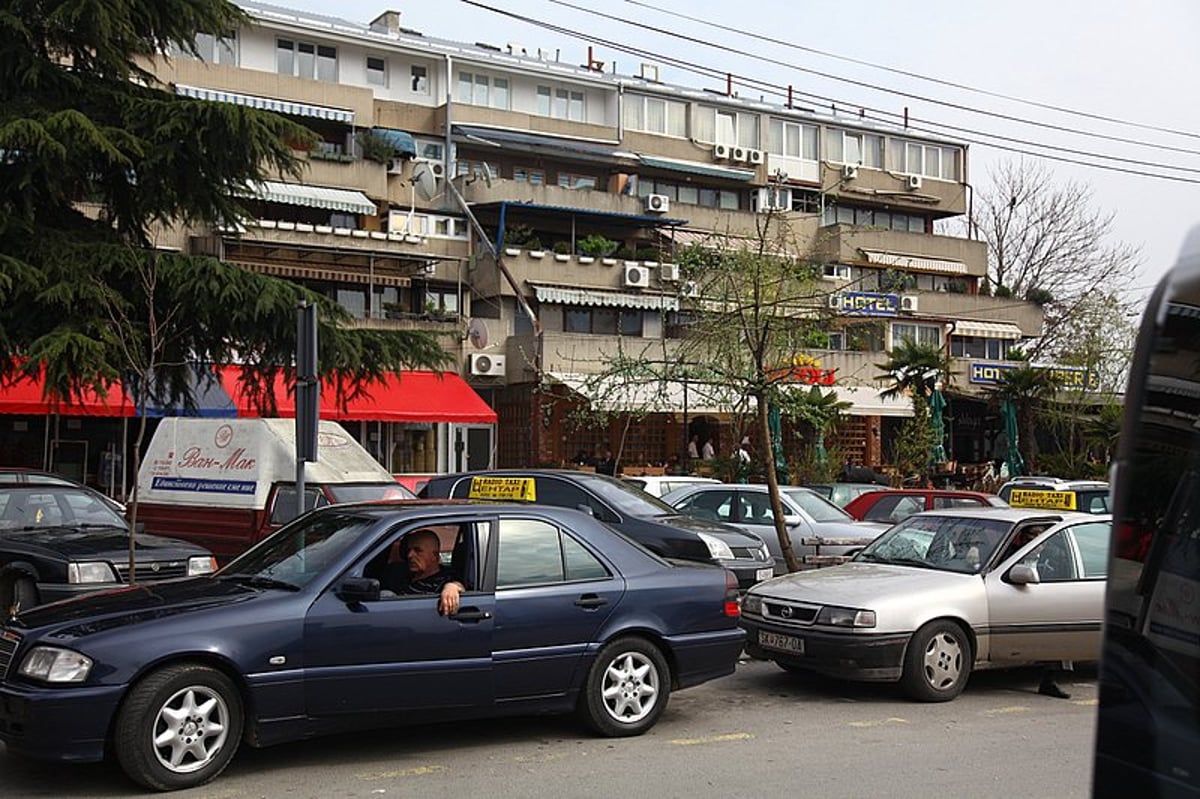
[877,340,953,484]
[986,365,1061,474]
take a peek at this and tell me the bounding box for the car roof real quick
[1000,477,1109,490]
[903,506,1092,523]
[852,488,996,498]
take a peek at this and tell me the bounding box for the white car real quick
[739,508,1111,701]
[621,474,721,498]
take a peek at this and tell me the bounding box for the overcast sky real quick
[278,0,1200,303]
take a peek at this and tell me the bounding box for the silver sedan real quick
[738,508,1111,701]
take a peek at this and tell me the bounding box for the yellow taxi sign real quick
[467,476,537,502]
[1008,489,1076,511]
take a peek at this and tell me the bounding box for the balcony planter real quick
[504,247,522,257]
[601,257,618,266]
[554,253,570,262]
[351,229,369,238]
[578,256,595,264]
[641,261,659,268]
[528,250,546,259]
[404,234,422,244]
[257,219,277,229]
[315,224,333,234]
[276,221,295,231]
[333,227,352,236]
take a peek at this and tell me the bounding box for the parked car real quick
[804,482,886,508]
[0,483,217,613]
[0,467,125,514]
[739,508,1111,701]
[621,474,720,498]
[420,470,774,588]
[0,500,746,790]
[662,483,886,574]
[997,476,1110,514]
[843,488,1008,524]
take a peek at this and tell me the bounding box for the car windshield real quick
[783,488,854,522]
[328,483,415,503]
[856,515,1014,574]
[0,486,126,531]
[574,473,677,516]
[219,509,379,589]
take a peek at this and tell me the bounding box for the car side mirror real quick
[783,514,802,527]
[575,504,595,517]
[337,577,381,603]
[1007,564,1040,585]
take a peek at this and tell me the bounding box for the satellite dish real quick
[467,318,490,350]
[412,161,438,202]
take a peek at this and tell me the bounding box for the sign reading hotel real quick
[969,362,1100,390]
[830,291,899,317]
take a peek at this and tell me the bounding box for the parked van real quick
[135,418,412,560]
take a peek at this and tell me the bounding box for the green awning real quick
[372,128,418,158]
[638,155,757,182]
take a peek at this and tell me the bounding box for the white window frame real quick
[277,38,337,81]
[892,138,962,181]
[693,105,758,147]
[624,95,687,137]
[890,322,943,349]
[822,263,851,281]
[366,56,387,87]
[183,31,237,64]
[411,64,429,95]
[825,128,883,168]
[767,118,818,160]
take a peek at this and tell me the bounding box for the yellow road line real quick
[847,717,910,728]
[669,732,754,745]
[358,765,449,780]
[1071,698,1099,706]
[983,706,1031,716]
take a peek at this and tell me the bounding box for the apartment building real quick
[95,1,1044,478]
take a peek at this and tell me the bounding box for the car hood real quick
[807,521,886,542]
[0,525,209,560]
[12,577,259,637]
[653,513,764,545]
[752,561,976,606]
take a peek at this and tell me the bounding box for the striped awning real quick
[244,181,378,215]
[530,283,680,311]
[229,260,410,287]
[861,249,968,275]
[174,84,355,124]
[954,320,1023,340]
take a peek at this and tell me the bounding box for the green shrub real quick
[552,241,572,255]
[577,234,618,257]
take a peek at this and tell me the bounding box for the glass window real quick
[646,98,667,134]
[677,185,698,205]
[677,489,735,523]
[924,147,941,178]
[825,128,844,163]
[1071,522,1111,578]
[569,91,584,121]
[933,496,986,509]
[473,74,489,106]
[1024,531,1078,582]
[593,309,618,335]
[565,308,590,333]
[276,39,294,75]
[316,45,337,81]
[619,310,642,336]
[719,190,739,210]
[564,534,610,581]
[492,78,509,110]
[941,147,960,181]
[693,106,715,143]
[514,167,544,185]
[716,110,736,145]
[411,64,428,94]
[698,188,718,208]
[623,98,644,131]
[535,478,606,517]
[537,85,552,116]
[366,56,386,87]
[905,142,923,175]
[337,288,366,318]
[554,88,569,119]
[269,487,326,525]
[667,100,687,137]
[737,113,759,148]
[497,518,564,588]
[459,72,474,103]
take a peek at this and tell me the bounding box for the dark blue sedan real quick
[0,501,745,791]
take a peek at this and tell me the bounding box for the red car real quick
[843,488,1008,524]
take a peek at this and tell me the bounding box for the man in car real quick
[382,528,464,616]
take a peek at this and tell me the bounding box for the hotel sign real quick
[830,291,899,317]
[969,362,1099,390]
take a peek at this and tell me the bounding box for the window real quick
[864,495,926,523]
[497,519,563,587]
[563,535,609,581]
[676,489,735,523]
[823,264,851,280]
[424,286,458,314]
[932,496,986,510]
[951,336,1016,360]
[693,106,758,146]
[269,487,326,525]
[624,95,687,137]
[514,167,544,185]
[180,31,237,64]
[890,138,962,180]
[277,39,337,81]
[1070,522,1111,578]
[825,129,883,167]
[459,71,505,107]
[1024,531,1078,582]
[337,287,367,318]
[638,177,743,210]
[562,306,643,336]
[411,64,429,94]
[767,119,818,160]
[891,322,942,348]
[536,86,552,116]
[557,173,597,190]
[366,56,386,87]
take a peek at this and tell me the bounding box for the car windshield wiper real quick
[220,573,301,591]
[860,553,935,569]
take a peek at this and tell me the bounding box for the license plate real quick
[755,567,773,581]
[759,631,804,654]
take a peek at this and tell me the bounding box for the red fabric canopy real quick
[215,366,497,424]
[0,372,135,417]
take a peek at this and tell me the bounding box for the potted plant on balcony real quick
[502,225,542,257]
[552,241,572,261]
[356,131,398,165]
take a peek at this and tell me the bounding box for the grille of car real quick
[113,561,189,582]
[763,601,818,625]
[730,546,767,561]
[0,630,20,681]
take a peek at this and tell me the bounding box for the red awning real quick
[0,371,135,417]
[215,366,497,424]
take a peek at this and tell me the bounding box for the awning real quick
[125,368,238,418]
[243,181,378,215]
[228,260,410,288]
[0,371,134,417]
[530,283,680,311]
[174,84,355,124]
[861,249,968,275]
[953,320,1023,340]
[548,371,742,414]
[638,155,757,182]
[453,124,636,166]
[478,201,686,227]
[825,386,914,418]
[216,367,497,423]
[372,128,417,159]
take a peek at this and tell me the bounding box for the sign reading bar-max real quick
[969,362,1100,390]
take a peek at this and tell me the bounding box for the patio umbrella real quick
[1001,399,1025,477]
[768,404,788,483]
[929,389,948,465]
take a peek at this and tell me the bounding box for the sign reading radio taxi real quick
[828,291,899,317]
[969,362,1100,390]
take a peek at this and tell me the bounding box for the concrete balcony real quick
[915,293,1044,337]
[817,225,988,277]
[294,154,387,199]
[819,164,967,218]
[436,105,618,144]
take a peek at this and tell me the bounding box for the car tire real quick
[114,663,244,791]
[578,637,671,737]
[900,620,971,702]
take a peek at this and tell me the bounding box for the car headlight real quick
[67,561,117,584]
[18,646,93,683]
[741,593,762,615]
[187,556,218,576]
[816,605,876,628]
[697,532,735,561]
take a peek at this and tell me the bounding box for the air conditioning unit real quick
[713,143,732,161]
[680,280,699,298]
[900,295,919,312]
[624,264,650,288]
[644,193,670,214]
[470,353,506,377]
[906,174,923,190]
[747,148,765,165]
[841,164,859,180]
[387,158,406,175]
[416,158,446,179]
[659,263,681,282]
[731,146,748,162]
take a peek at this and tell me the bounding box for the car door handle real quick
[575,594,608,609]
[452,607,492,623]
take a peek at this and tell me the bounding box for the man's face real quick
[407,535,440,578]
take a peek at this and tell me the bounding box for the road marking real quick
[1072,698,1098,706]
[358,765,448,780]
[669,732,754,745]
[983,706,1031,716]
[847,717,910,728]
[513,752,568,763]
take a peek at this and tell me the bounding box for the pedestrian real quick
[594,447,617,476]
[1039,660,1074,699]
[734,437,752,483]
[687,434,700,460]
[701,437,715,460]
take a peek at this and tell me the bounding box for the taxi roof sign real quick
[467,476,537,502]
[1008,489,1077,511]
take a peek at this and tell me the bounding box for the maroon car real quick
[843,488,1007,524]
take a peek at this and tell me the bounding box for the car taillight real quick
[724,569,741,617]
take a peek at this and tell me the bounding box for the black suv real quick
[0,483,216,613]
[420,470,774,588]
